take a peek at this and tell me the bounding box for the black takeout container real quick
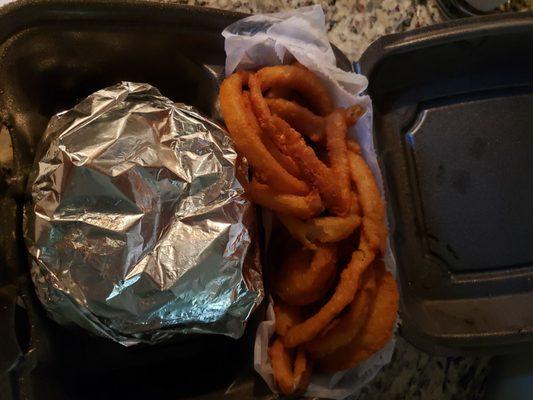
[1,0,533,398]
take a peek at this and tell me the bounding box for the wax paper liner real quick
[223,6,398,399]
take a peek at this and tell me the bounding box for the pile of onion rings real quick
[219,63,399,395]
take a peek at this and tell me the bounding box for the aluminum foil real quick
[24,82,263,346]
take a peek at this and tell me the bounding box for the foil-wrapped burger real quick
[24,82,263,346]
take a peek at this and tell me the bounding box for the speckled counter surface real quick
[352,337,490,399]
[182,0,443,61]
[174,1,491,399]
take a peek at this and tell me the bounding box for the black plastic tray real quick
[359,11,533,355]
[0,1,351,399]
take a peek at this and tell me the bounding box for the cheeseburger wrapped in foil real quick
[24,82,263,346]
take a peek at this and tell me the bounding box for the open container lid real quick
[359,11,533,355]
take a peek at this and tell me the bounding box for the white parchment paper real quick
[223,6,398,399]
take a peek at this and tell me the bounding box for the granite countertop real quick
[186,0,444,61]
[181,0,491,399]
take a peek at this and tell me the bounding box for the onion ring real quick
[264,100,362,144]
[274,301,304,337]
[348,150,387,252]
[246,179,323,219]
[278,197,361,249]
[219,73,309,195]
[306,260,381,359]
[283,240,376,348]
[265,86,294,100]
[269,338,312,395]
[325,109,353,214]
[278,214,318,250]
[296,213,361,243]
[273,244,337,306]
[242,91,301,178]
[293,347,312,392]
[249,73,347,215]
[317,268,399,373]
[270,116,349,216]
[343,105,365,126]
[347,139,361,155]
[266,98,324,142]
[255,65,334,116]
